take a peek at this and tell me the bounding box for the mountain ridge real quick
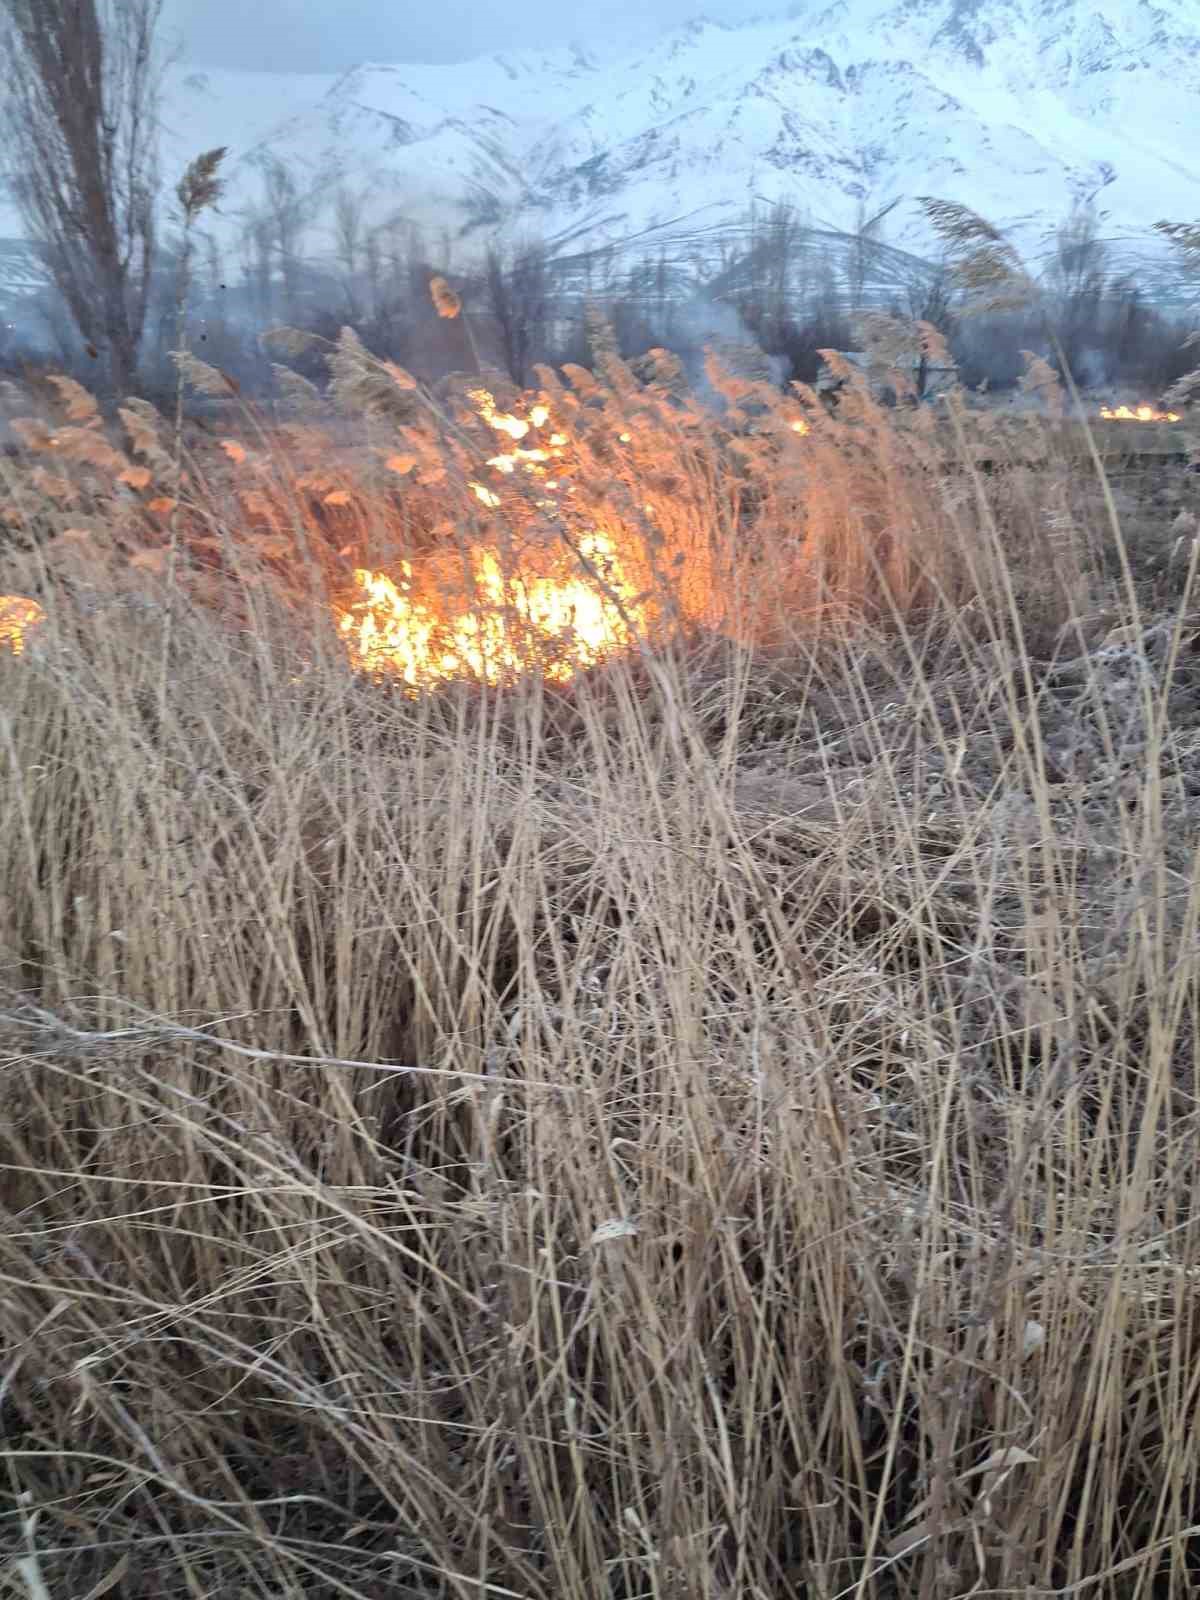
[1,2,1197,300]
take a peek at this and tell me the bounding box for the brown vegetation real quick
[1,342,1200,1598]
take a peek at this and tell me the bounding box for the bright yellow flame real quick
[1100,403,1181,423]
[790,418,811,435]
[337,533,645,688]
[0,594,45,655]
[336,385,686,689]
[486,448,553,475]
[494,415,529,440]
[469,388,532,441]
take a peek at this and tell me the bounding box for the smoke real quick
[656,294,788,411]
[1070,347,1114,392]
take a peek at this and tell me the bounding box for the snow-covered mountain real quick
[3,0,1200,299]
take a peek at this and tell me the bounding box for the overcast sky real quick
[160,0,765,74]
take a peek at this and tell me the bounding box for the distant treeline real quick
[1,196,1196,405]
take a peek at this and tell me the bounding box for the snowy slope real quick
[2,1,1198,295]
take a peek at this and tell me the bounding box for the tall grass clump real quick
[1,334,1199,1599]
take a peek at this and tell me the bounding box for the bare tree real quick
[484,238,550,387]
[0,0,166,395]
[333,185,366,314]
[238,211,276,324]
[728,200,807,359]
[902,260,958,396]
[1044,200,1109,378]
[1153,220,1200,407]
[260,158,311,316]
[847,197,901,311]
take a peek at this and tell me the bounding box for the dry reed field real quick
[2,333,1200,1599]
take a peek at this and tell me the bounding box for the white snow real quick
[1,1,1198,292]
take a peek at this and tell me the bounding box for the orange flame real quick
[470,388,532,441]
[0,594,45,655]
[1100,404,1181,423]
[328,361,790,688]
[337,533,644,688]
[334,385,676,688]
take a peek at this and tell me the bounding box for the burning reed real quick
[1,337,1199,1599]
[0,335,1109,683]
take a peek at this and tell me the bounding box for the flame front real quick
[1100,404,1182,423]
[0,594,45,655]
[336,387,666,688]
[338,534,644,688]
